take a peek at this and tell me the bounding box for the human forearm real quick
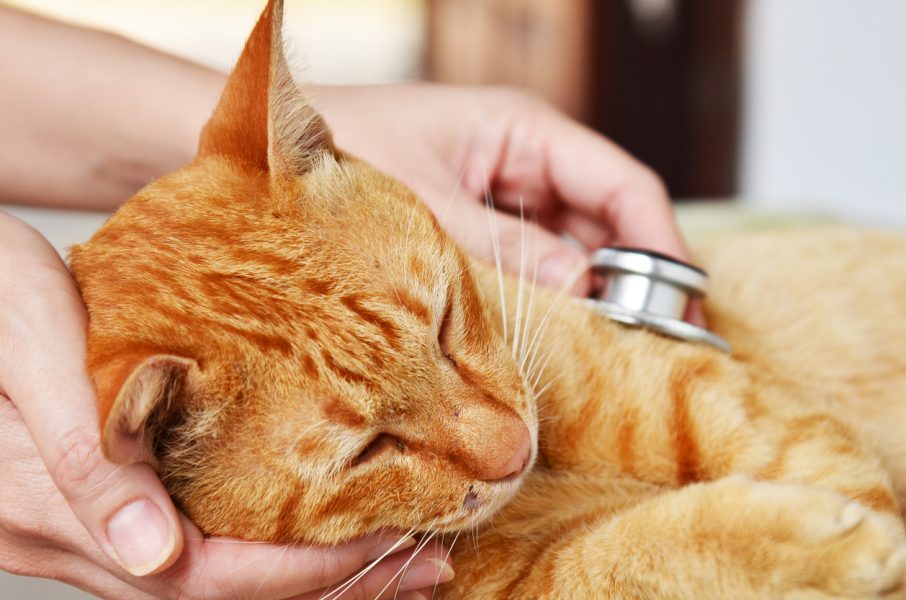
[0,6,225,210]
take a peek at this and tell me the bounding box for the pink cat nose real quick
[481,422,531,482]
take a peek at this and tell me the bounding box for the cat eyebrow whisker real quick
[439,156,470,229]
[481,164,508,342]
[512,198,528,362]
[403,203,416,272]
[517,218,541,372]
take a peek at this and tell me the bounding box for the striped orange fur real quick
[70,1,906,597]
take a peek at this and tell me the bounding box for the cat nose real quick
[481,421,531,482]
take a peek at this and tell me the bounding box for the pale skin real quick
[0,5,694,599]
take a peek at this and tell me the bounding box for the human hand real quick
[0,211,449,599]
[310,84,692,299]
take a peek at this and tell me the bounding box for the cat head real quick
[69,0,537,543]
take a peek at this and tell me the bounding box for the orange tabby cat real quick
[69,1,906,598]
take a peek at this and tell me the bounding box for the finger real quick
[27,550,159,600]
[535,109,692,262]
[436,194,593,296]
[293,540,453,600]
[685,298,708,328]
[396,592,434,600]
[0,213,185,577]
[548,209,614,251]
[159,516,445,600]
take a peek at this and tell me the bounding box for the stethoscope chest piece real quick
[587,247,731,353]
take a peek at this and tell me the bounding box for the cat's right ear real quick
[95,354,197,466]
[196,0,334,177]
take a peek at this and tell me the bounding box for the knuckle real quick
[495,224,524,254]
[52,427,111,500]
[634,167,670,202]
[0,501,47,543]
[485,85,543,112]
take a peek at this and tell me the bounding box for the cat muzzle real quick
[587,247,732,353]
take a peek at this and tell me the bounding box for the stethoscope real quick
[586,247,731,353]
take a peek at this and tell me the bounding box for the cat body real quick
[446,230,906,597]
[69,2,906,598]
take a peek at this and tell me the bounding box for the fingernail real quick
[366,535,416,562]
[106,499,176,576]
[399,557,455,590]
[539,252,588,291]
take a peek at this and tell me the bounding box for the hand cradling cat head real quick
[69,0,537,544]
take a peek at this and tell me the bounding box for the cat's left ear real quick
[95,353,198,466]
[197,0,334,177]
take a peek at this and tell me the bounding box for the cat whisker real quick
[250,542,289,600]
[428,529,460,600]
[373,519,438,600]
[188,536,273,545]
[527,350,555,395]
[532,374,562,405]
[520,262,589,387]
[229,541,297,573]
[523,323,553,382]
[318,529,417,600]
[385,526,439,600]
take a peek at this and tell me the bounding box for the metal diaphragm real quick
[587,247,731,353]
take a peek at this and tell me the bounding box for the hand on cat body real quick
[0,212,447,599]
[309,85,690,293]
[2,4,699,319]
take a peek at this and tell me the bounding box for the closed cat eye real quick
[438,294,456,366]
[352,432,404,467]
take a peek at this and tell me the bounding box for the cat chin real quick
[428,476,530,534]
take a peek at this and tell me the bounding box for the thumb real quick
[438,196,592,296]
[0,214,184,577]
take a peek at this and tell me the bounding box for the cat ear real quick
[96,354,197,466]
[197,0,334,176]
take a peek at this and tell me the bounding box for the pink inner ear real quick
[196,0,333,176]
[100,354,195,465]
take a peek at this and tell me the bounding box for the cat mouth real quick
[430,437,538,533]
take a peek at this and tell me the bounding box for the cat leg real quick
[507,476,906,599]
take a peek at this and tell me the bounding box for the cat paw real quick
[722,477,906,598]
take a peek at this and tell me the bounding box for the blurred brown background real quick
[7,0,905,225]
[1,1,905,598]
[427,0,743,198]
